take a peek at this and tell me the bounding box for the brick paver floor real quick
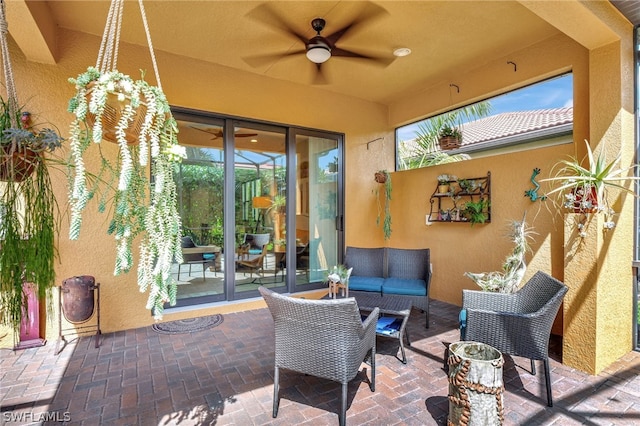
[1,299,639,425]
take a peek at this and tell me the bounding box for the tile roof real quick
[399,107,573,156]
[459,107,573,146]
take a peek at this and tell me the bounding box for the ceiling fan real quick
[245,3,393,83]
[191,126,258,140]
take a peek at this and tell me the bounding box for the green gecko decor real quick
[524,168,546,202]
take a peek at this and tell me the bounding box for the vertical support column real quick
[563,211,634,374]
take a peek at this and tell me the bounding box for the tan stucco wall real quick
[4,3,637,374]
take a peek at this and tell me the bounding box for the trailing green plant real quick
[0,7,63,335]
[465,216,534,293]
[374,170,392,240]
[67,66,186,319]
[462,198,489,226]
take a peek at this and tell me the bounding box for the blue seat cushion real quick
[248,249,262,255]
[203,253,215,261]
[349,276,384,292]
[382,278,427,296]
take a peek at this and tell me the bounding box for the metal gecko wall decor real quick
[524,168,547,202]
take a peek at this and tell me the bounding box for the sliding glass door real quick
[233,125,287,294]
[292,131,342,290]
[170,109,342,307]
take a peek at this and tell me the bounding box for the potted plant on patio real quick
[66,0,186,319]
[374,170,392,240]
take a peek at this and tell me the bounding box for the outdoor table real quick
[326,291,413,364]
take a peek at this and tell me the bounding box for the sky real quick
[397,73,574,142]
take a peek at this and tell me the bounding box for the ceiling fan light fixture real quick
[306,45,331,63]
[306,36,331,63]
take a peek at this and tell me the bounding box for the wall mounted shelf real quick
[428,171,491,224]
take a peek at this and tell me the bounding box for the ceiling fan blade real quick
[324,2,388,45]
[247,3,309,45]
[243,49,306,68]
[331,46,395,66]
[235,133,259,138]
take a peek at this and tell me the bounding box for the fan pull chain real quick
[0,0,19,128]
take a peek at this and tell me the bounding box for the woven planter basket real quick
[439,136,461,150]
[85,82,146,145]
[374,171,388,183]
[0,146,39,182]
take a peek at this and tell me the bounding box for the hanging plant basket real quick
[569,185,598,213]
[0,146,39,182]
[439,136,461,150]
[84,82,146,145]
[66,0,186,320]
[0,0,62,337]
[374,171,388,183]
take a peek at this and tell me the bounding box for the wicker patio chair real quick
[259,286,379,426]
[460,271,568,406]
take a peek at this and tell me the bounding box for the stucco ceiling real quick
[7,1,634,108]
[9,0,570,106]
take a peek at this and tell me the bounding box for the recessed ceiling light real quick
[393,47,411,57]
[250,139,258,143]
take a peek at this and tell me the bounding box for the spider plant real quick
[542,139,639,213]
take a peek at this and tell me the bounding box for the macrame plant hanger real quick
[97,0,162,89]
[90,0,164,144]
[0,0,19,130]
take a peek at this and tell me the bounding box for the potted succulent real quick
[374,170,392,240]
[437,174,455,193]
[438,124,462,150]
[542,139,639,216]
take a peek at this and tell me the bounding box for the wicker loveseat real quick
[344,247,431,327]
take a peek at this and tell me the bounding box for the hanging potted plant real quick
[0,1,64,338]
[66,0,185,319]
[542,139,639,216]
[374,170,392,240]
[438,124,462,150]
